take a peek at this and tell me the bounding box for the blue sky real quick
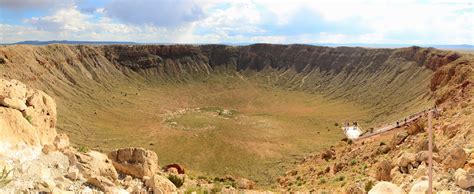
[0,0,473,44]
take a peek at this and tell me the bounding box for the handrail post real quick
[428,111,433,194]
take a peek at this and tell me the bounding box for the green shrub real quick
[319,178,326,184]
[334,122,339,126]
[360,163,367,171]
[25,116,33,124]
[168,174,185,188]
[334,176,345,182]
[0,167,13,188]
[350,159,357,165]
[77,146,89,153]
[365,180,374,192]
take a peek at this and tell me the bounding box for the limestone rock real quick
[53,133,70,151]
[75,150,118,181]
[331,162,346,174]
[415,138,438,152]
[235,178,256,189]
[368,181,404,194]
[66,166,80,180]
[375,160,392,181]
[0,79,57,150]
[1,97,27,111]
[108,147,158,178]
[376,144,391,155]
[397,152,416,167]
[24,90,57,145]
[145,174,177,193]
[454,168,473,189]
[42,144,56,154]
[321,148,336,161]
[409,180,429,194]
[442,124,460,139]
[87,176,116,192]
[0,107,39,146]
[442,146,467,169]
[0,79,28,111]
[407,122,424,135]
[390,132,408,148]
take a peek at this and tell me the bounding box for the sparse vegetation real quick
[77,146,89,153]
[168,174,185,188]
[319,178,326,184]
[347,139,353,145]
[25,116,33,124]
[350,159,358,165]
[333,176,345,182]
[365,180,374,192]
[0,167,12,188]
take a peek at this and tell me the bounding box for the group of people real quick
[343,121,358,127]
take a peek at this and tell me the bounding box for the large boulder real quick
[321,148,336,161]
[442,146,467,169]
[74,151,118,182]
[390,132,408,148]
[108,147,158,178]
[368,182,404,194]
[0,79,28,111]
[408,180,429,194]
[454,168,473,189]
[0,107,39,146]
[375,160,392,181]
[145,174,177,193]
[24,90,57,144]
[235,178,256,189]
[331,162,347,174]
[407,122,424,135]
[442,124,460,139]
[0,79,57,149]
[397,152,416,167]
[415,138,438,152]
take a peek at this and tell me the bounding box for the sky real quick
[0,0,473,44]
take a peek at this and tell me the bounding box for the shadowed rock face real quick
[101,44,460,74]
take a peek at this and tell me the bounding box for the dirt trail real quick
[356,107,437,140]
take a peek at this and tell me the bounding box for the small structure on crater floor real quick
[342,122,363,139]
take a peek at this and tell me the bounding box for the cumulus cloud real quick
[24,6,91,32]
[104,0,205,27]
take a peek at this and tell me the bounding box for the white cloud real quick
[24,6,91,32]
[0,0,472,44]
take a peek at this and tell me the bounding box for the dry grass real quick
[54,74,372,187]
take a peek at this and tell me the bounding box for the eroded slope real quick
[0,44,466,186]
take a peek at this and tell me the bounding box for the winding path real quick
[355,107,437,141]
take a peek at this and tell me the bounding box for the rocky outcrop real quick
[74,150,118,183]
[454,168,473,189]
[108,147,159,178]
[368,181,404,194]
[442,146,467,169]
[0,79,57,149]
[145,174,177,193]
[375,160,392,181]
